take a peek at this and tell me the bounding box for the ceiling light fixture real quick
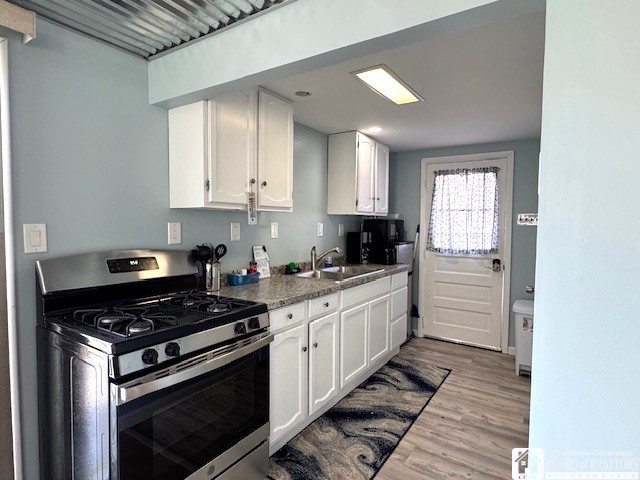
[368,126,382,133]
[351,64,424,105]
[295,91,312,97]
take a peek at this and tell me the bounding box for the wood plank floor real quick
[376,338,531,480]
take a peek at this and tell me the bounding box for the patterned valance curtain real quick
[426,167,499,254]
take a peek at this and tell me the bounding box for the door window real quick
[426,167,499,254]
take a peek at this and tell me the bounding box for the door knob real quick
[486,259,502,272]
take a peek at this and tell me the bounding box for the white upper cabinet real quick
[168,88,293,212]
[356,133,375,214]
[374,141,389,214]
[258,90,294,211]
[327,131,390,216]
[208,90,256,209]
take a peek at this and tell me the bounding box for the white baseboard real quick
[508,346,516,356]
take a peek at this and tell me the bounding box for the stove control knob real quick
[234,322,247,335]
[248,317,261,329]
[165,342,180,357]
[142,349,158,365]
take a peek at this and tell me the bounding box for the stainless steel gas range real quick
[36,249,272,480]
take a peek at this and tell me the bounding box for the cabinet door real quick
[270,324,307,444]
[390,314,408,350]
[374,142,389,214]
[208,91,256,209]
[369,294,390,364]
[340,303,368,387]
[309,312,339,415]
[355,133,375,214]
[257,90,294,211]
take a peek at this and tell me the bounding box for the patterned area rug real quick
[268,339,450,480]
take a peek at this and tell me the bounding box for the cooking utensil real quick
[191,243,214,262]
[214,244,227,262]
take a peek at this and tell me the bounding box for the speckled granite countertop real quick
[218,264,409,309]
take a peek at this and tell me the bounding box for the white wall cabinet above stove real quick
[327,131,389,216]
[168,89,294,212]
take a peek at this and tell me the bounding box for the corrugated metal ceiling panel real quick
[9,0,285,58]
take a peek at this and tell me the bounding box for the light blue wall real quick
[389,139,539,347]
[530,0,640,465]
[4,20,358,479]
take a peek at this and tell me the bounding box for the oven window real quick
[117,347,269,480]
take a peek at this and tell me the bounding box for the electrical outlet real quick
[167,222,182,244]
[23,223,47,253]
[338,224,344,237]
[271,222,279,239]
[517,213,539,226]
[317,222,324,237]
[230,223,241,241]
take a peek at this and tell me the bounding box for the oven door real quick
[111,334,272,480]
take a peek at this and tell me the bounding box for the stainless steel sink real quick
[296,265,384,283]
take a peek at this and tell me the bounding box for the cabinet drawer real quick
[341,277,391,310]
[270,302,307,332]
[391,286,408,319]
[390,314,408,350]
[391,271,408,290]
[308,293,339,320]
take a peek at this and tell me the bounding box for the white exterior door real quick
[308,312,339,415]
[355,133,375,214]
[257,90,294,211]
[419,152,513,351]
[270,324,307,444]
[208,91,255,208]
[374,142,389,214]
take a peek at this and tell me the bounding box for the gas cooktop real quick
[42,290,268,355]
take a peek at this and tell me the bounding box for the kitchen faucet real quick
[311,246,342,271]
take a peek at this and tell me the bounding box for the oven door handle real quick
[115,333,273,405]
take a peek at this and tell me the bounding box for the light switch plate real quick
[271,222,279,239]
[23,223,47,253]
[230,223,241,241]
[517,213,539,226]
[317,222,324,237]
[338,224,344,237]
[167,222,182,244]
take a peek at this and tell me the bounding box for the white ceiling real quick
[263,11,545,152]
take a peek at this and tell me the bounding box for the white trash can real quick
[513,300,534,375]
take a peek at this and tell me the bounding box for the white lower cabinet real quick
[390,314,408,350]
[339,303,369,388]
[308,312,339,415]
[270,324,307,445]
[368,294,390,364]
[270,272,408,453]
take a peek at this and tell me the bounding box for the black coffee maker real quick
[346,232,375,264]
[362,219,405,265]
